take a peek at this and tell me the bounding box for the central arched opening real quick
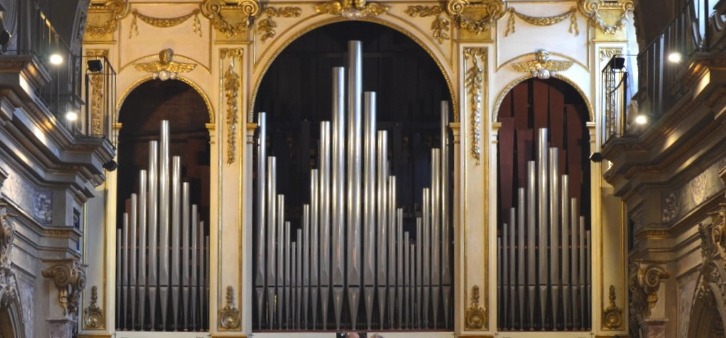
[252,21,454,332]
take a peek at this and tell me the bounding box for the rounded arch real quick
[250,16,457,120]
[0,297,26,338]
[116,75,215,125]
[688,277,726,338]
[493,74,594,122]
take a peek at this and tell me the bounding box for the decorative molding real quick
[629,262,669,321]
[201,0,260,37]
[129,8,202,38]
[135,49,197,81]
[87,49,109,137]
[512,49,573,80]
[464,48,486,164]
[599,47,623,62]
[42,261,87,317]
[315,0,390,18]
[465,285,486,329]
[603,285,623,329]
[405,6,450,43]
[0,207,17,309]
[504,6,578,36]
[85,0,130,39]
[219,285,241,330]
[257,7,303,42]
[579,0,634,35]
[221,48,243,165]
[83,286,104,329]
[446,0,506,35]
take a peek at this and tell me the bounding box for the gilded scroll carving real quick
[405,6,450,43]
[42,261,86,317]
[219,285,241,330]
[201,0,260,37]
[464,48,486,164]
[446,0,506,35]
[465,285,486,329]
[579,0,634,35]
[129,8,202,38]
[629,262,669,321]
[83,285,104,329]
[512,49,573,80]
[315,0,389,18]
[257,7,303,42]
[603,285,623,329]
[221,48,244,165]
[504,6,578,36]
[599,47,622,62]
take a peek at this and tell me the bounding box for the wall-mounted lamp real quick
[667,52,682,64]
[589,152,603,163]
[65,110,78,121]
[49,53,63,65]
[102,160,118,171]
[634,113,648,125]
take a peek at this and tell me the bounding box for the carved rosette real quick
[219,285,241,330]
[201,0,260,37]
[83,285,104,329]
[221,48,244,165]
[464,48,486,164]
[42,261,87,317]
[465,285,486,329]
[579,0,634,35]
[628,262,670,323]
[603,285,623,329]
[446,0,506,35]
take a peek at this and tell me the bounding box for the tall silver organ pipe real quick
[253,41,453,330]
[497,127,591,331]
[117,120,209,332]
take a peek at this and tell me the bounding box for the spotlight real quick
[49,53,63,65]
[87,59,103,72]
[103,160,118,171]
[589,152,603,163]
[65,111,78,121]
[634,114,648,125]
[667,52,682,64]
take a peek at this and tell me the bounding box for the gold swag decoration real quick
[129,8,202,38]
[505,6,578,36]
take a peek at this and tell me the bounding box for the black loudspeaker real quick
[610,56,625,70]
[87,59,103,72]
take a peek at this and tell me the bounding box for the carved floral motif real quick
[579,0,634,35]
[219,285,240,330]
[221,48,243,165]
[83,285,104,329]
[201,0,260,37]
[315,0,389,18]
[464,48,486,164]
[257,7,303,42]
[405,6,450,43]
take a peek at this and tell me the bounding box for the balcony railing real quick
[601,56,629,144]
[83,56,117,144]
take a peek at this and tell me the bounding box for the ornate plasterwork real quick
[603,285,623,329]
[87,49,109,137]
[629,262,670,321]
[579,0,634,35]
[33,191,52,224]
[129,8,202,38]
[219,285,241,330]
[0,207,17,309]
[447,0,506,35]
[315,0,389,18]
[42,261,87,317]
[221,48,243,165]
[201,0,260,37]
[257,7,303,42]
[599,47,623,62]
[85,0,130,40]
[464,48,486,165]
[504,6,579,36]
[465,285,486,329]
[405,6,450,44]
[512,49,573,80]
[83,286,104,329]
[135,49,197,81]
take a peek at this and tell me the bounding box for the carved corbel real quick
[446,0,506,36]
[83,286,104,329]
[579,0,634,35]
[85,0,130,41]
[201,0,260,38]
[628,262,670,321]
[42,261,87,317]
[219,285,240,330]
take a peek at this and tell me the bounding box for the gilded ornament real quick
[83,286,104,329]
[85,0,130,38]
[129,9,202,38]
[628,262,669,321]
[505,6,578,36]
[465,285,486,329]
[446,0,506,35]
[512,49,573,80]
[135,49,197,81]
[87,50,109,137]
[464,48,486,164]
[257,7,302,42]
[579,0,634,35]
[315,0,390,18]
[221,49,243,165]
[201,0,260,37]
[405,6,450,43]
[603,285,622,329]
[42,261,86,317]
[219,285,241,330]
[599,48,622,62]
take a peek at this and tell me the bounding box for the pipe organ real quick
[497,128,591,331]
[116,120,210,331]
[253,41,453,331]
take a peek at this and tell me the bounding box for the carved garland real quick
[129,9,202,38]
[464,48,486,164]
[83,286,104,329]
[219,285,241,330]
[405,6,450,44]
[579,0,634,35]
[201,0,260,37]
[221,48,244,165]
[42,261,86,317]
[504,6,579,36]
[257,7,303,42]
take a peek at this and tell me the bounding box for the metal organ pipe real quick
[497,128,591,331]
[117,120,209,332]
[252,42,453,331]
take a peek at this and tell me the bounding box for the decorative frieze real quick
[129,8,202,38]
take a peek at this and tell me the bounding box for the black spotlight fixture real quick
[589,152,603,163]
[87,59,103,73]
[102,160,118,171]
